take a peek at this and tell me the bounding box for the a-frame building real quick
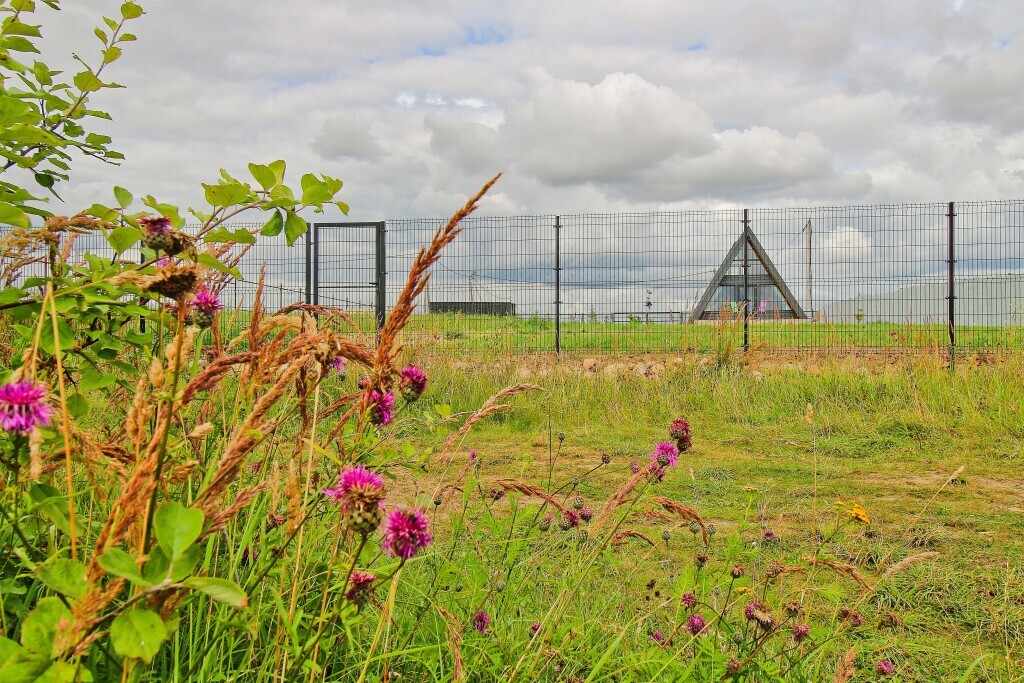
[688,227,808,322]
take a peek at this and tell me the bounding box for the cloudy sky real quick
[43,0,1024,221]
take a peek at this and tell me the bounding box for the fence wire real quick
[4,199,1023,355]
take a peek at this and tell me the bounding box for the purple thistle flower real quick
[0,381,52,435]
[397,364,428,402]
[345,571,376,607]
[323,465,384,509]
[848,612,864,627]
[189,287,223,314]
[579,505,593,523]
[650,442,679,468]
[529,622,541,637]
[876,660,894,676]
[368,390,395,427]
[744,601,761,621]
[763,529,776,542]
[472,610,490,634]
[382,507,432,560]
[650,631,664,644]
[331,355,346,375]
[792,623,811,643]
[562,509,580,528]
[628,460,642,474]
[680,591,697,609]
[139,215,171,235]
[669,418,691,441]
[686,613,706,636]
[646,461,665,482]
[670,417,693,451]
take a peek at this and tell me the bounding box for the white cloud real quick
[27,0,1024,221]
[311,115,382,161]
[502,69,715,185]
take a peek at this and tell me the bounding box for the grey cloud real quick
[311,115,382,161]
[923,35,1024,131]
[424,114,503,172]
[503,69,715,185]
[33,0,1024,221]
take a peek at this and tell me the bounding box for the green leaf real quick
[268,159,286,184]
[110,608,166,663]
[27,484,70,534]
[85,202,118,221]
[434,404,452,418]
[106,226,140,254]
[38,317,75,356]
[102,46,121,64]
[73,71,102,93]
[79,367,115,390]
[5,21,42,38]
[142,545,170,585]
[37,558,87,599]
[20,597,70,656]
[284,211,307,247]
[0,287,26,306]
[0,201,30,229]
[153,502,203,561]
[97,548,147,585]
[259,210,283,237]
[1,36,40,54]
[184,577,249,608]
[120,2,144,20]
[204,226,255,245]
[66,393,88,418]
[195,253,242,280]
[202,181,249,207]
[112,185,132,208]
[247,163,275,191]
[300,173,318,193]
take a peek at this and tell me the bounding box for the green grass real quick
[5,344,1023,681]
[221,309,1024,354]
[381,354,1024,681]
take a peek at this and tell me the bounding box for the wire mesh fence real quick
[4,199,1023,355]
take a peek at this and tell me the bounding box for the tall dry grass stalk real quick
[372,173,501,382]
[495,479,568,512]
[649,496,709,547]
[590,470,648,532]
[610,529,656,548]
[440,383,543,458]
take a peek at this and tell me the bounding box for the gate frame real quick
[309,221,387,335]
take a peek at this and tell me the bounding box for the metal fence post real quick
[947,201,956,362]
[375,221,387,338]
[304,222,312,306]
[554,215,562,354]
[312,223,320,307]
[742,209,750,352]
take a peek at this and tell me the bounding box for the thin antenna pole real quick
[805,219,812,318]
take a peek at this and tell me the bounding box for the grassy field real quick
[5,327,1023,680]
[381,352,1024,681]
[256,310,1024,354]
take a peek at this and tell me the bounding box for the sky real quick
[40,0,1024,222]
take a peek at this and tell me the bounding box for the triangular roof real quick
[688,228,808,322]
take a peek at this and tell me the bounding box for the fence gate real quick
[309,222,386,333]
